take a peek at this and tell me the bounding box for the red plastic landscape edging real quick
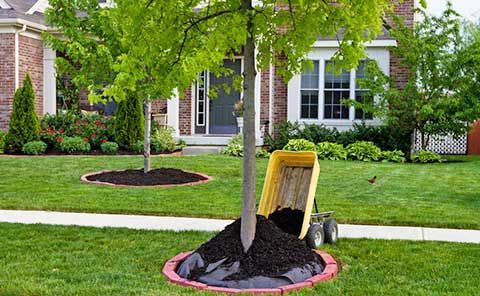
[163,250,338,295]
[80,170,213,189]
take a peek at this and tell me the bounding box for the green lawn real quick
[0,154,479,229]
[0,223,478,295]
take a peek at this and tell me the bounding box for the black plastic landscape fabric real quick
[176,215,324,289]
[177,252,323,289]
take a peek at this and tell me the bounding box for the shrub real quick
[283,139,316,152]
[114,96,144,149]
[151,127,177,153]
[316,142,347,160]
[59,136,91,153]
[40,113,114,149]
[222,135,271,158]
[265,121,302,151]
[222,134,244,157]
[411,150,442,163]
[132,140,145,153]
[101,141,119,154]
[346,141,382,161]
[266,121,411,154]
[256,149,271,158]
[381,150,406,163]
[22,141,47,155]
[5,74,40,152]
[0,131,5,154]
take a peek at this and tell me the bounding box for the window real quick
[196,71,206,126]
[354,61,373,120]
[324,61,349,119]
[300,61,319,119]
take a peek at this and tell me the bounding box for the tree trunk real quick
[144,101,152,173]
[240,0,257,253]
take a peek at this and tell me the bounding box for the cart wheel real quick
[306,224,324,249]
[323,219,338,244]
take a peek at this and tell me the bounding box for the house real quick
[0,0,415,146]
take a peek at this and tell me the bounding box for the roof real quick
[0,0,46,26]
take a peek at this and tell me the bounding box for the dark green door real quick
[209,59,241,134]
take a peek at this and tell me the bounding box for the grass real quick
[0,223,479,295]
[0,154,479,229]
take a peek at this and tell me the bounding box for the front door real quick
[208,59,242,135]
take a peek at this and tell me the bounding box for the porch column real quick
[43,46,56,115]
[168,89,180,137]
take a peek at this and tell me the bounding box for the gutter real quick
[14,24,27,90]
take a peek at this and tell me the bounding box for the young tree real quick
[355,4,480,151]
[44,0,237,172]
[192,0,396,251]
[5,74,40,153]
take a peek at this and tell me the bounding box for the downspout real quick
[15,24,27,89]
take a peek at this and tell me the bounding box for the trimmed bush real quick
[132,140,144,153]
[381,150,406,163]
[22,141,47,155]
[316,142,347,160]
[0,131,5,154]
[59,136,91,153]
[266,121,411,154]
[222,135,244,157]
[101,141,119,154]
[283,139,316,152]
[222,135,271,158]
[5,74,40,152]
[114,96,144,149]
[40,113,114,149]
[412,150,442,163]
[151,127,177,153]
[346,141,382,161]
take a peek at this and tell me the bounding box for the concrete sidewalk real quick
[1,210,479,244]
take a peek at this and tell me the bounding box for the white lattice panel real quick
[414,132,467,155]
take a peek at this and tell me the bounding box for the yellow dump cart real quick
[258,151,338,249]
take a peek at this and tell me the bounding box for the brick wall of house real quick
[179,88,192,135]
[389,0,414,89]
[272,61,288,132]
[260,69,270,134]
[18,35,44,115]
[0,34,15,130]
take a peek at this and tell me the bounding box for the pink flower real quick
[57,136,63,143]
[58,129,64,134]
[91,133,97,139]
[83,138,89,143]
[101,139,108,143]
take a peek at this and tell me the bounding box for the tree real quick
[355,3,480,151]
[46,0,398,252]
[44,0,236,172]
[192,0,395,251]
[5,74,40,153]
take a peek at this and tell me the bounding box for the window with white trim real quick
[196,71,207,126]
[300,61,319,119]
[354,60,373,120]
[324,60,350,120]
[298,59,375,121]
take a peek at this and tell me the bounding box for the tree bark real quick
[240,0,257,253]
[144,101,152,173]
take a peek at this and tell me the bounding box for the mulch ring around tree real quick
[170,215,336,293]
[81,168,212,188]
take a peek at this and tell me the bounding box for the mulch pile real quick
[186,215,322,281]
[268,208,305,237]
[86,168,207,186]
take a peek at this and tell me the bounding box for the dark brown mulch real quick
[268,208,305,237]
[188,215,322,281]
[85,168,207,186]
